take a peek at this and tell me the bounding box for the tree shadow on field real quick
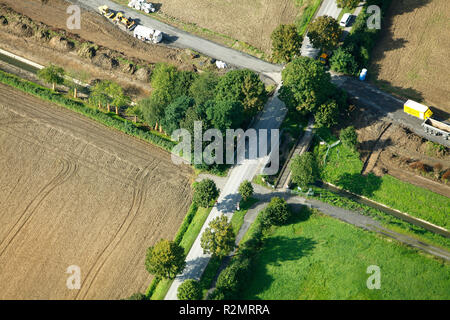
[370,0,432,84]
[337,172,382,197]
[244,236,317,299]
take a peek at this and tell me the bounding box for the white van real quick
[340,13,352,27]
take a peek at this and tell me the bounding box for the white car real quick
[340,13,352,27]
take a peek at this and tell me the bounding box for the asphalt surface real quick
[70,0,282,77]
[332,74,450,148]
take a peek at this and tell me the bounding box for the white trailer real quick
[133,25,163,43]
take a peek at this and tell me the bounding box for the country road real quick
[69,0,282,78]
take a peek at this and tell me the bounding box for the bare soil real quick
[0,84,194,299]
[350,106,450,198]
[0,1,206,98]
[371,0,450,117]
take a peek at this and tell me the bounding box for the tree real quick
[314,100,339,128]
[308,15,342,51]
[330,47,358,75]
[201,215,235,259]
[238,180,254,202]
[145,239,185,280]
[193,179,219,208]
[280,56,332,113]
[205,100,244,132]
[151,63,196,107]
[340,126,358,149]
[89,80,129,110]
[139,92,166,127]
[162,96,195,135]
[337,0,359,10]
[37,64,64,90]
[271,24,302,63]
[189,72,219,106]
[215,69,267,118]
[177,279,203,300]
[290,152,318,189]
[260,197,290,228]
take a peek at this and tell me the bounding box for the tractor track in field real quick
[0,157,78,257]
[75,165,151,299]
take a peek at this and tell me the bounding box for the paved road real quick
[332,74,450,148]
[70,0,282,78]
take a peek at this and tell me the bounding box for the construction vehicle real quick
[98,5,116,20]
[114,12,136,31]
[133,25,163,43]
[128,0,156,13]
[403,100,433,120]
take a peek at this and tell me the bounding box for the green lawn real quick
[313,131,450,229]
[231,197,259,236]
[241,209,450,300]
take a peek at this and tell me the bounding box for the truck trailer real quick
[133,25,163,43]
[403,99,433,120]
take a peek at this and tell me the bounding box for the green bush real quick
[193,179,219,208]
[260,197,291,229]
[271,24,303,63]
[177,279,203,300]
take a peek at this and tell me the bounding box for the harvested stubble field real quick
[0,84,193,299]
[131,0,299,55]
[371,0,450,116]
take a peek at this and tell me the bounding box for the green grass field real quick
[313,130,450,229]
[241,209,450,300]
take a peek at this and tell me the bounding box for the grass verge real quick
[295,0,322,36]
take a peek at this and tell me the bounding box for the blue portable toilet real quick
[359,68,368,81]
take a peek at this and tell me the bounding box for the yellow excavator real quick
[98,5,116,20]
[114,12,136,30]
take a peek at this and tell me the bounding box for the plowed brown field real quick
[0,84,193,299]
[371,0,450,115]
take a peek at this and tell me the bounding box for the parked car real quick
[340,13,352,27]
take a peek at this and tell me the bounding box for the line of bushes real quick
[0,70,175,151]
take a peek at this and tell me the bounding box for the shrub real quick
[290,152,319,189]
[238,180,254,202]
[340,126,358,149]
[337,0,359,9]
[177,279,203,300]
[315,99,339,128]
[126,292,147,300]
[193,179,219,208]
[329,47,358,75]
[442,170,450,181]
[260,197,291,228]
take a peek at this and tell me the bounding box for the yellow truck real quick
[403,100,433,120]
